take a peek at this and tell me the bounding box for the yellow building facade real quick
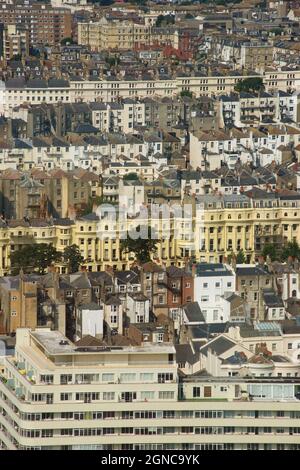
[0,191,299,275]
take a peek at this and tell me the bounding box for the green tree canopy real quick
[123,173,139,181]
[63,244,84,274]
[155,14,175,27]
[10,243,61,275]
[234,77,264,94]
[281,241,300,261]
[236,250,246,264]
[120,225,159,264]
[29,46,40,57]
[180,90,193,98]
[262,244,278,262]
[270,27,282,36]
[80,196,104,217]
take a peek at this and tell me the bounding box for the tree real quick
[262,244,278,262]
[63,244,84,273]
[236,250,246,264]
[270,27,282,36]
[180,90,193,98]
[105,56,120,68]
[155,14,175,27]
[120,225,159,264]
[281,241,300,261]
[234,77,264,94]
[123,173,139,181]
[29,46,40,58]
[80,196,104,216]
[60,37,76,46]
[11,54,22,61]
[10,243,61,275]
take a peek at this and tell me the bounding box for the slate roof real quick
[263,289,284,308]
[183,302,205,323]
[195,263,233,277]
[188,323,229,339]
[200,336,236,357]
[68,273,91,289]
[115,270,140,285]
[175,344,198,365]
[78,302,102,310]
[236,265,270,276]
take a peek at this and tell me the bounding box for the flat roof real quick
[31,329,175,356]
[195,263,234,277]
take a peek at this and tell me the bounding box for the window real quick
[120,373,136,383]
[121,392,136,402]
[157,333,164,343]
[140,373,154,382]
[60,375,72,385]
[103,392,115,400]
[40,375,53,384]
[193,387,201,398]
[141,391,155,400]
[158,373,173,383]
[159,391,174,399]
[102,373,114,382]
[61,393,72,401]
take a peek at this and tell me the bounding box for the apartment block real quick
[0,4,72,47]
[2,24,29,64]
[0,328,300,450]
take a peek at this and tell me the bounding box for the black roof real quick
[263,289,284,308]
[200,336,236,357]
[183,302,205,323]
[188,323,229,339]
[175,344,198,365]
[195,263,233,277]
[236,265,270,276]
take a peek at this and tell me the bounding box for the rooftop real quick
[30,329,175,356]
[195,263,234,277]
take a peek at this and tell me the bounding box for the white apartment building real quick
[189,125,300,171]
[118,179,145,216]
[193,263,236,323]
[126,293,150,324]
[3,78,70,115]
[90,100,145,134]
[75,303,104,342]
[3,69,300,116]
[1,328,300,450]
